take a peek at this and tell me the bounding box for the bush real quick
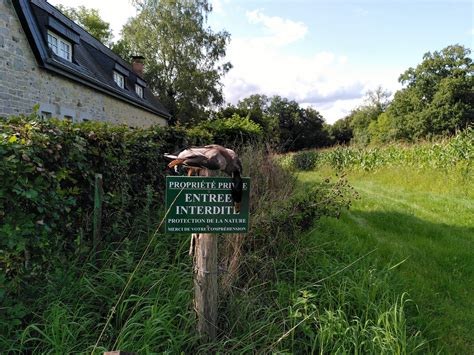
[292,150,319,171]
[0,112,263,330]
[195,114,263,146]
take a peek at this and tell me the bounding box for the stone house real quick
[0,0,170,127]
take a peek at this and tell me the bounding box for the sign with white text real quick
[165,176,250,234]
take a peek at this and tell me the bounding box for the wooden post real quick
[193,168,218,341]
[93,173,103,262]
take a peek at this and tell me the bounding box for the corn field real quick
[281,128,473,173]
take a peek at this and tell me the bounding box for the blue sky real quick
[49,0,473,122]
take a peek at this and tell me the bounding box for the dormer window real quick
[135,84,144,98]
[47,31,71,61]
[113,71,125,89]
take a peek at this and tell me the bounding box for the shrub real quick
[195,114,263,146]
[292,150,319,171]
[0,112,247,326]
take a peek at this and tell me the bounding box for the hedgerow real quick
[0,112,263,331]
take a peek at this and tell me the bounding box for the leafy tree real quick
[267,96,328,151]
[330,117,353,145]
[267,96,301,151]
[368,112,397,144]
[236,94,273,133]
[218,94,278,141]
[296,107,330,150]
[349,87,391,145]
[56,5,114,46]
[214,94,329,151]
[114,0,232,125]
[387,44,473,139]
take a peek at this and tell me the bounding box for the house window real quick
[113,71,125,88]
[135,84,144,98]
[41,111,52,119]
[47,31,72,61]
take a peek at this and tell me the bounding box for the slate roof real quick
[12,0,170,120]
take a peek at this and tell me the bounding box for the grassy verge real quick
[3,213,426,353]
[2,148,427,352]
[299,166,474,353]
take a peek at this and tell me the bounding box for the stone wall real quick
[0,0,167,127]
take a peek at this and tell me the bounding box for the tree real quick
[349,87,391,145]
[236,94,270,131]
[330,116,353,145]
[267,96,328,151]
[56,5,114,46]
[114,0,232,125]
[387,44,473,139]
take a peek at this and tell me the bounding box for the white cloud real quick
[354,8,369,17]
[245,9,308,46]
[211,0,224,14]
[222,9,401,123]
[48,0,135,40]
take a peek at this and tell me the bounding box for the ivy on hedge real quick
[0,112,262,288]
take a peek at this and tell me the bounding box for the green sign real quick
[165,176,250,234]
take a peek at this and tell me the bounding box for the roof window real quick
[47,30,72,61]
[135,84,144,98]
[113,71,125,89]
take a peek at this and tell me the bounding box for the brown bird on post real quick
[164,144,243,212]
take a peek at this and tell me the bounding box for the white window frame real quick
[113,71,125,89]
[41,111,52,119]
[47,31,72,61]
[135,84,144,98]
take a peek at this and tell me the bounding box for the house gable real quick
[0,0,170,126]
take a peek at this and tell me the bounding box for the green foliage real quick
[268,96,330,151]
[292,150,319,171]
[194,114,263,146]
[115,0,231,125]
[217,95,331,152]
[318,128,473,173]
[329,117,352,145]
[56,5,114,46]
[348,87,391,145]
[387,45,473,140]
[0,113,213,329]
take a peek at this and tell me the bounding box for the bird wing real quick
[176,147,209,159]
[163,153,178,160]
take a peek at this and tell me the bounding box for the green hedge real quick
[0,112,261,289]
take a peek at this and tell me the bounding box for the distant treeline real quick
[211,45,474,152]
[200,44,472,152]
[325,44,473,146]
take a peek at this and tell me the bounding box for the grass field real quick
[299,166,474,353]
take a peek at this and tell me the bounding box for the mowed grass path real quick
[299,167,474,353]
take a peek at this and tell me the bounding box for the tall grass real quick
[1,145,427,353]
[297,137,474,352]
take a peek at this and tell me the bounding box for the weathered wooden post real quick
[93,173,103,261]
[192,168,218,341]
